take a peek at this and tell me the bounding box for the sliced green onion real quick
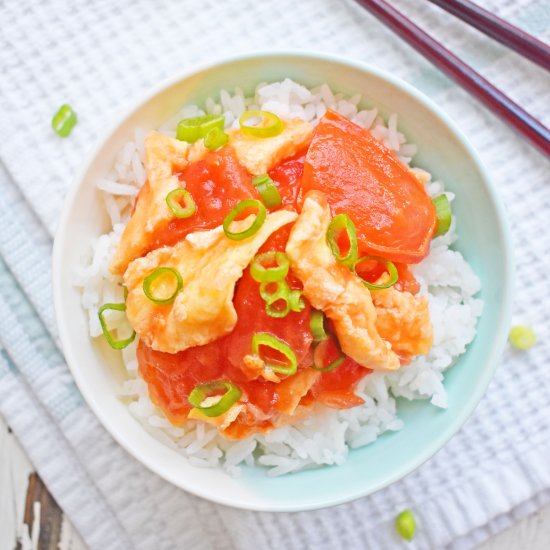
[251,174,282,208]
[166,188,196,218]
[326,213,358,269]
[432,194,452,236]
[176,114,225,143]
[251,333,297,376]
[52,104,77,137]
[204,126,228,150]
[250,251,289,283]
[509,325,537,350]
[265,298,291,318]
[310,310,328,342]
[310,340,345,372]
[259,280,292,318]
[142,267,183,305]
[98,303,136,350]
[354,256,399,290]
[188,381,241,417]
[223,199,266,241]
[289,290,305,312]
[259,279,290,303]
[239,110,283,138]
[395,509,416,541]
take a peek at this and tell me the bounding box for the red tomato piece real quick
[301,110,436,264]
[354,258,421,295]
[226,266,313,375]
[267,148,307,209]
[137,338,225,424]
[311,357,369,410]
[151,146,256,249]
[395,263,421,295]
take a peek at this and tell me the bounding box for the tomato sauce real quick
[268,148,307,209]
[151,147,257,249]
[136,112,432,435]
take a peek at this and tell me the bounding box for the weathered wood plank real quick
[0,419,34,550]
[0,416,86,550]
[22,473,64,549]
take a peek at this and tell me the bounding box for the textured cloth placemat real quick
[1,1,549,548]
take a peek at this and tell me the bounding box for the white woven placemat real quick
[1,1,549,548]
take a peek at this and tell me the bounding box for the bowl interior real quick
[53,52,512,511]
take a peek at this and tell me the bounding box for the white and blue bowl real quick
[53,51,513,511]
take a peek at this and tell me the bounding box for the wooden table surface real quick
[1,415,548,549]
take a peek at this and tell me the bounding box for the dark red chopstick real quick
[354,0,550,158]
[426,0,550,71]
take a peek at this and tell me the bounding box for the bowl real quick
[53,51,513,511]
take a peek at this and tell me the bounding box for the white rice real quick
[74,79,483,476]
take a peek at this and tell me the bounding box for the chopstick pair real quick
[354,0,550,158]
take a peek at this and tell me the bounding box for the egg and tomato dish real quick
[97,105,449,442]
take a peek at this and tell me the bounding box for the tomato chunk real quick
[267,148,306,209]
[312,357,368,410]
[226,227,313,374]
[355,258,420,295]
[301,110,436,264]
[137,338,225,424]
[151,146,256,249]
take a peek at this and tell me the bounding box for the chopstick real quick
[426,0,550,71]
[354,0,550,158]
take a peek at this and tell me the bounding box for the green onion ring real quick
[250,251,290,283]
[251,174,282,208]
[509,325,537,350]
[326,213,358,269]
[310,340,346,372]
[310,310,328,342]
[239,110,284,138]
[142,267,183,305]
[52,104,77,137]
[288,289,305,312]
[204,126,229,150]
[223,199,266,241]
[260,280,291,318]
[265,298,291,318]
[166,188,196,218]
[251,333,297,376]
[188,381,242,417]
[259,279,292,318]
[432,194,452,236]
[354,256,398,290]
[395,510,416,541]
[259,279,290,303]
[98,303,136,350]
[176,114,225,143]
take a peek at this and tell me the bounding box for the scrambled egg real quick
[285,191,401,371]
[372,279,432,357]
[123,209,297,354]
[229,118,313,175]
[110,132,206,275]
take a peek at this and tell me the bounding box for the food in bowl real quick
[75,78,482,476]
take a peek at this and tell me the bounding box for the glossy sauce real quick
[151,147,257,249]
